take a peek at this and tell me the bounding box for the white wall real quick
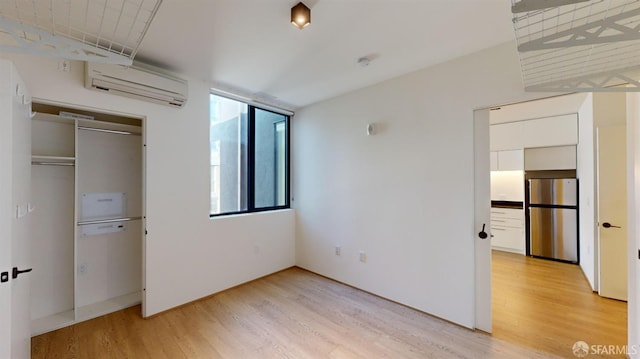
[293,41,549,328]
[595,93,628,125]
[0,54,296,316]
[578,94,596,290]
[627,92,640,358]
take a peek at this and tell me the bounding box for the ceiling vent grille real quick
[512,0,640,92]
[0,0,162,65]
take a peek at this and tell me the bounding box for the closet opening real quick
[30,101,144,336]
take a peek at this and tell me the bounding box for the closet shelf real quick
[32,112,75,124]
[77,216,142,226]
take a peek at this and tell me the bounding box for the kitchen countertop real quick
[491,200,524,209]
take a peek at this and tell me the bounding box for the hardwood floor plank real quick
[34,262,608,358]
[492,250,627,359]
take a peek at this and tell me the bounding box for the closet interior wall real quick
[30,102,143,336]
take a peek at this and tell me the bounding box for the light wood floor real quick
[33,266,556,359]
[492,250,627,359]
[32,253,626,358]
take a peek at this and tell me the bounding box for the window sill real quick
[209,207,293,220]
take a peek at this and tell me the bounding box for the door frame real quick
[474,95,638,346]
[626,92,640,355]
[474,108,492,332]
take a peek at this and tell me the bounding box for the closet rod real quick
[77,216,142,226]
[31,162,75,166]
[77,126,141,136]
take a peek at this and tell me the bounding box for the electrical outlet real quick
[78,263,87,275]
[359,251,367,263]
[335,246,341,256]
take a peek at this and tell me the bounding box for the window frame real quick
[209,94,291,217]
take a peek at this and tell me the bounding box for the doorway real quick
[475,94,626,354]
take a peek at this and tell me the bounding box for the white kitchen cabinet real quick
[522,114,578,148]
[490,114,578,154]
[490,121,524,151]
[497,149,523,170]
[524,145,576,171]
[491,208,525,254]
[490,151,498,171]
[490,149,523,172]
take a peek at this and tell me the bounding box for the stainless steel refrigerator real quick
[527,178,578,263]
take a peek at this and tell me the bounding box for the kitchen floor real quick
[492,250,627,359]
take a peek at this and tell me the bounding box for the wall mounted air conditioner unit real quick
[85,62,188,108]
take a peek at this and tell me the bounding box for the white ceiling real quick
[136,0,516,109]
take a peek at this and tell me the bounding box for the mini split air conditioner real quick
[85,62,188,108]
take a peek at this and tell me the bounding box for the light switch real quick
[15,203,31,218]
[16,205,27,219]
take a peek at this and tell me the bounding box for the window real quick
[210,93,290,216]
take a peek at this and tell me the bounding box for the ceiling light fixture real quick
[291,2,311,29]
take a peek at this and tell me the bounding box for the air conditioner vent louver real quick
[85,62,188,108]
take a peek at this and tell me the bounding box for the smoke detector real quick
[356,56,371,68]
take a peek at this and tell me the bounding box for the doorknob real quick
[12,267,32,279]
[478,224,489,239]
[602,222,622,229]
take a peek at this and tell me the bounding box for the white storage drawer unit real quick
[491,208,525,254]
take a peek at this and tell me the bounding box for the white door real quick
[0,102,13,359]
[597,124,628,301]
[0,61,32,359]
[474,109,492,332]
